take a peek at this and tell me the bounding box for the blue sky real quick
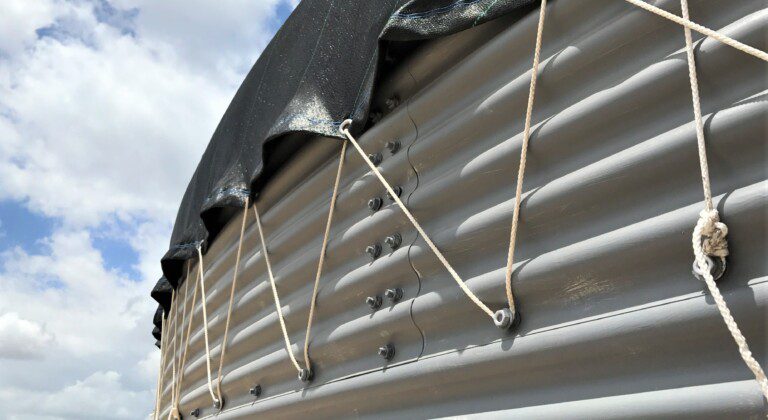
[0,0,296,418]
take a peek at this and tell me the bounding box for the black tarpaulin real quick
[152,0,537,341]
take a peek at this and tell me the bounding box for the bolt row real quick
[189,138,406,417]
[368,184,402,213]
[189,384,262,417]
[366,287,403,310]
[365,233,402,261]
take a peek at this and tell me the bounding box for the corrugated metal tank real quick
[156,0,768,417]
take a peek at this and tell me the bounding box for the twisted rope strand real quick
[680,0,768,403]
[168,263,191,419]
[625,0,768,62]
[253,204,305,373]
[215,196,250,403]
[196,245,221,406]
[304,141,347,372]
[174,263,200,413]
[680,0,712,211]
[505,0,546,314]
[340,121,495,319]
[166,290,178,420]
[693,212,768,400]
[153,311,169,420]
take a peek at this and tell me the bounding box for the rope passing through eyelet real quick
[253,204,309,377]
[678,0,768,403]
[339,119,504,326]
[196,245,222,408]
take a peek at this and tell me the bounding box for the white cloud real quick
[0,371,153,420]
[0,0,63,57]
[0,313,55,360]
[0,0,294,417]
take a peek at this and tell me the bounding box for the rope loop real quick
[339,119,499,325]
[196,245,222,408]
[253,204,308,377]
[676,0,767,403]
[215,196,250,404]
[303,140,348,373]
[695,209,729,259]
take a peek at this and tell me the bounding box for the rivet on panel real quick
[384,288,403,302]
[368,152,383,166]
[386,186,402,202]
[384,233,401,250]
[368,197,382,212]
[385,96,400,110]
[249,384,262,397]
[365,243,381,260]
[366,295,382,310]
[385,140,400,154]
[378,344,395,361]
[190,408,200,418]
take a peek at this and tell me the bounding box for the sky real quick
[0,0,297,418]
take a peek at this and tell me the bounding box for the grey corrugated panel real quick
[156,0,768,418]
[449,380,762,420]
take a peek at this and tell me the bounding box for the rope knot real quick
[696,209,729,258]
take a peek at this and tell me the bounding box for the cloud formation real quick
[0,0,292,417]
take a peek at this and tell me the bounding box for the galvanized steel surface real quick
[157,0,768,418]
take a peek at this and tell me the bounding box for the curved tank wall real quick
[156,0,768,418]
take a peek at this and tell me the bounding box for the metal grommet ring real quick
[692,256,726,282]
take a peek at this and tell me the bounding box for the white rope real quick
[692,211,768,400]
[166,290,178,420]
[624,0,768,62]
[303,140,347,372]
[173,263,200,414]
[196,245,221,406]
[504,0,546,315]
[679,0,713,212]
[215,197,250,403]
[339,120,495,320]
[167,264,191,420]
[680,0,768,403]
[253,204,306,373]
[153,310,169,420]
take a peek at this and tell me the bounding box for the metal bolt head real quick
[692,256,726,282]
[368,152,383,166]
[385,96,400,110]
[190,408,201,417]
[494,308,513,329]
[368,197,382,212]
[384,288,403,302]
[384,233,402,250]
[250,384,262,397]
[365,243,381,259]
[366,295,382,310]
[298,368,313,382]
[494,308,521,330]
[378,344,395,360]
[386,186,403,202]
[385,140,400,154]
[213,398,223,410]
